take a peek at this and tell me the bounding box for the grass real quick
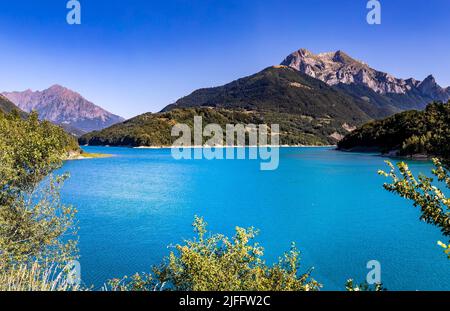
[0,262,81,291]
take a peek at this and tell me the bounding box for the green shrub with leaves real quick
[379,159,450,259]
[0,111,78,270]
[109,216,321,291]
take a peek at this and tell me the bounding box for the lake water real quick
[59,146,449,290]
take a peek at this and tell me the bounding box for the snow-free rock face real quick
[416,75,450,101]
[281,49,449,101]
[3,85,124,133]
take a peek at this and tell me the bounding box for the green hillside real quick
[79,105,364,147]
[80,66,391,147]
[0,100,80,155]
[338,101,450,160]
[164,66,376,122]
[0,94,26,116]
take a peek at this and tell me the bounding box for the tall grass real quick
[0,262,81,291]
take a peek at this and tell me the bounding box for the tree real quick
[379,159,450,259]
[0,111,78,267]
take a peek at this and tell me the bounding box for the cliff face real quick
[281,49,450,107]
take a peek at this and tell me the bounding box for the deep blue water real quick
[59,146,449,290]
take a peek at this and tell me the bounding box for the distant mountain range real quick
[80,65,378,147]
[281,49,450,112]
[167,48,450,118]
[164,65,374,121]
[2,85,124,134]
[80,48,450,147]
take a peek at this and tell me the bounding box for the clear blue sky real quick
[0,0,449,118]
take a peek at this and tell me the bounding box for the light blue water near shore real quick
[59,146,449,290]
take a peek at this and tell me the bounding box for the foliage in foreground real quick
[108,216,321,291]
[345,279,386,292]
[0,262,80,291]
[0,111,78,283]
[379,159,450,259]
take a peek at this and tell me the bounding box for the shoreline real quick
[381,153,432,161]
[339,147,434,161]
[65,152,114,161]
[82,143,337,149]
[132,145,337,149]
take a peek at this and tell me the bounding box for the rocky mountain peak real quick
[48,84,66,90]
[332,50,357,65]
[419,74,436,86]
[46,84,71,94]
[46,84,83,98]
[416,74,449,101]
[2,85,124,133]
[280,48,449,101]
[292,48,312,57]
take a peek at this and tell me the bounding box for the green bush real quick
[0,111,78,268]
[108,216,321,291]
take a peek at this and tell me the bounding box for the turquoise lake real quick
[59,146,449,290]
